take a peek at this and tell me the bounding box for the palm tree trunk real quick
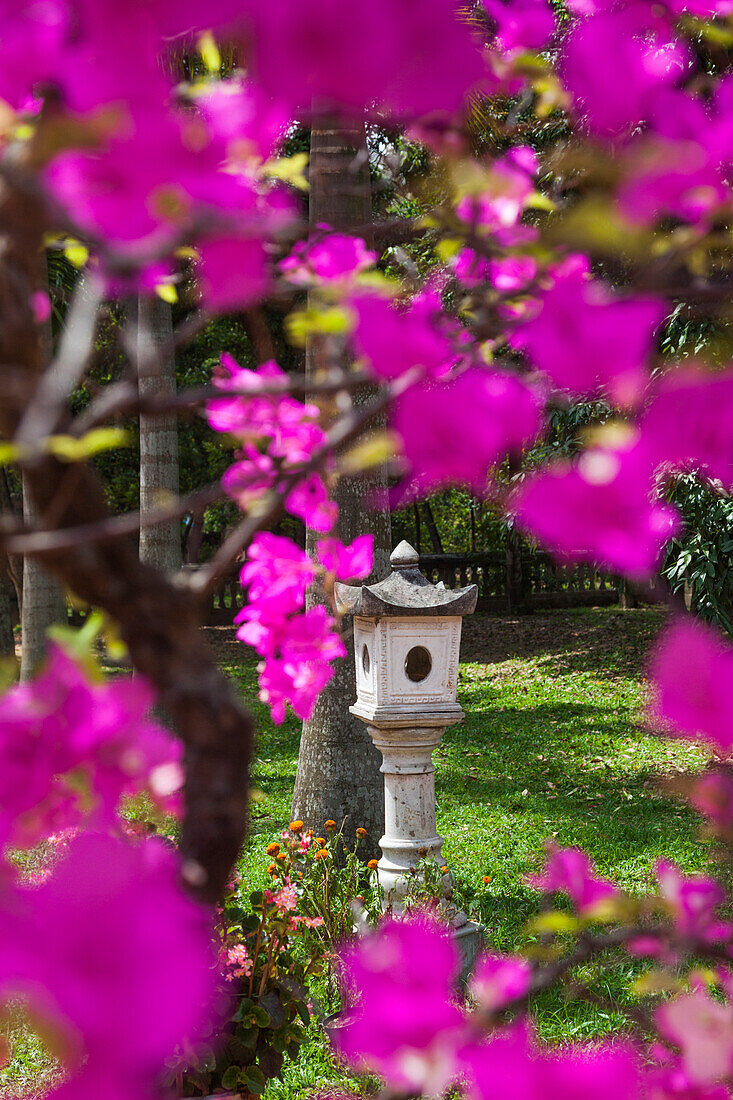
[19,261,65,680]
[291,118,391,857]
[137,295,182,573]
[20,473,66,679]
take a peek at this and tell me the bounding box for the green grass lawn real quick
[203,605,713,1096]
[1,607,714,1098]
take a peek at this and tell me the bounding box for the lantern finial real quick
[390,540,420,570]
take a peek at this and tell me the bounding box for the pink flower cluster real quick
[335,916,641,1097]
[0,644,182,853]
[208,356,336,532]
[280,230,377,287]
[0,832,216,1100]
[527,842,618,914]
[235,531,373,724]
[226,942,253,980]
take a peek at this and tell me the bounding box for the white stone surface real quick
[350,614,467,901]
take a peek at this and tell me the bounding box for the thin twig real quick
[15,272,104,450]
[1,482,222,555]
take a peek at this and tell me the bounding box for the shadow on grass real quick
[460,607,668,680]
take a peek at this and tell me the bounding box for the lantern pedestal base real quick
[454,918,483,983]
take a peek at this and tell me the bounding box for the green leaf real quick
[220,1065,241,1091]
[46,427,131,463]
[527,911,580,934]
[245,1065,266,1094]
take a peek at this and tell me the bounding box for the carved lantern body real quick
[336,541,478,901]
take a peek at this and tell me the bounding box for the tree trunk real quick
[422,499,444,554]
[413,501,422,555]
[20,473,66,679]
[19,260,66,681]
[137,295,182,573]
[505,524,525,613]
[291,118,391,858]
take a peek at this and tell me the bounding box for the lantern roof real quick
[335,540,478,618]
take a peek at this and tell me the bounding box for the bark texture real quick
[20,472,66,679]
[0,177,253,904]
[137,295,182,573]
[291,120,391,857]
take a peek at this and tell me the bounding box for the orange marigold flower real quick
[367,859,379,870]
[324,820,336,830]
[267,863,277,875]
[482,875,492,885]
[276,852,288,863]
[440,866,449,874]
[315,838,326,847]
[314,849,329,860]
[356,827,367,839]
[289,820,304,833]
[266,842,280,857]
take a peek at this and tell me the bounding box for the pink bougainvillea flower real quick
[0,0,68,109]
[657,989,733,1086]
[511,443,680,578]
[285,474,338,533]
[490,254,538,293]
[619,79,733,225]
[221,447,276,511]
[1,833,216,1100]
[528,843,618,914]
[655,860,733,945]
[46,98,290,295]
[463,1024,642,1100]
[281,231,377,286]
[208,355,326,464]
[240,533,318,611]
[648,617,733,754]
[639,366,733,491]
[561,7,691,140]
[196,235,269,313]
[0,645,181,851]
[483,0,555,54]
[198,77,288,167]
[317,535,374,581]
[351,291,459,382]
[257,637,339,726]
[391,367,542,500]
[335,916,465,1092]
[689,771,733,832]
[510,254,664,403]
[452,248,494,288]
[469,953,532,1012]
[455,148,538,232]
[241,0,486,120]
[278,605,346,669]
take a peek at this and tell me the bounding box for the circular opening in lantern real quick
[404,645,432,683]
[361,644,371,676]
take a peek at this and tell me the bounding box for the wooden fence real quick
[200,551,620,625]
[418,552,619,612]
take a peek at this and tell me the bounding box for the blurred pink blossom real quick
[335,917,464,1092]
[528,843,617,914]
[392,367,542,500]
[510,254,664,403]
[512,443,680,577]
[649,618,733,754]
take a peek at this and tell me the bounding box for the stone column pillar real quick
[366,721,449,900]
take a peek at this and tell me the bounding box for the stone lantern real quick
[335,540,480,966]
